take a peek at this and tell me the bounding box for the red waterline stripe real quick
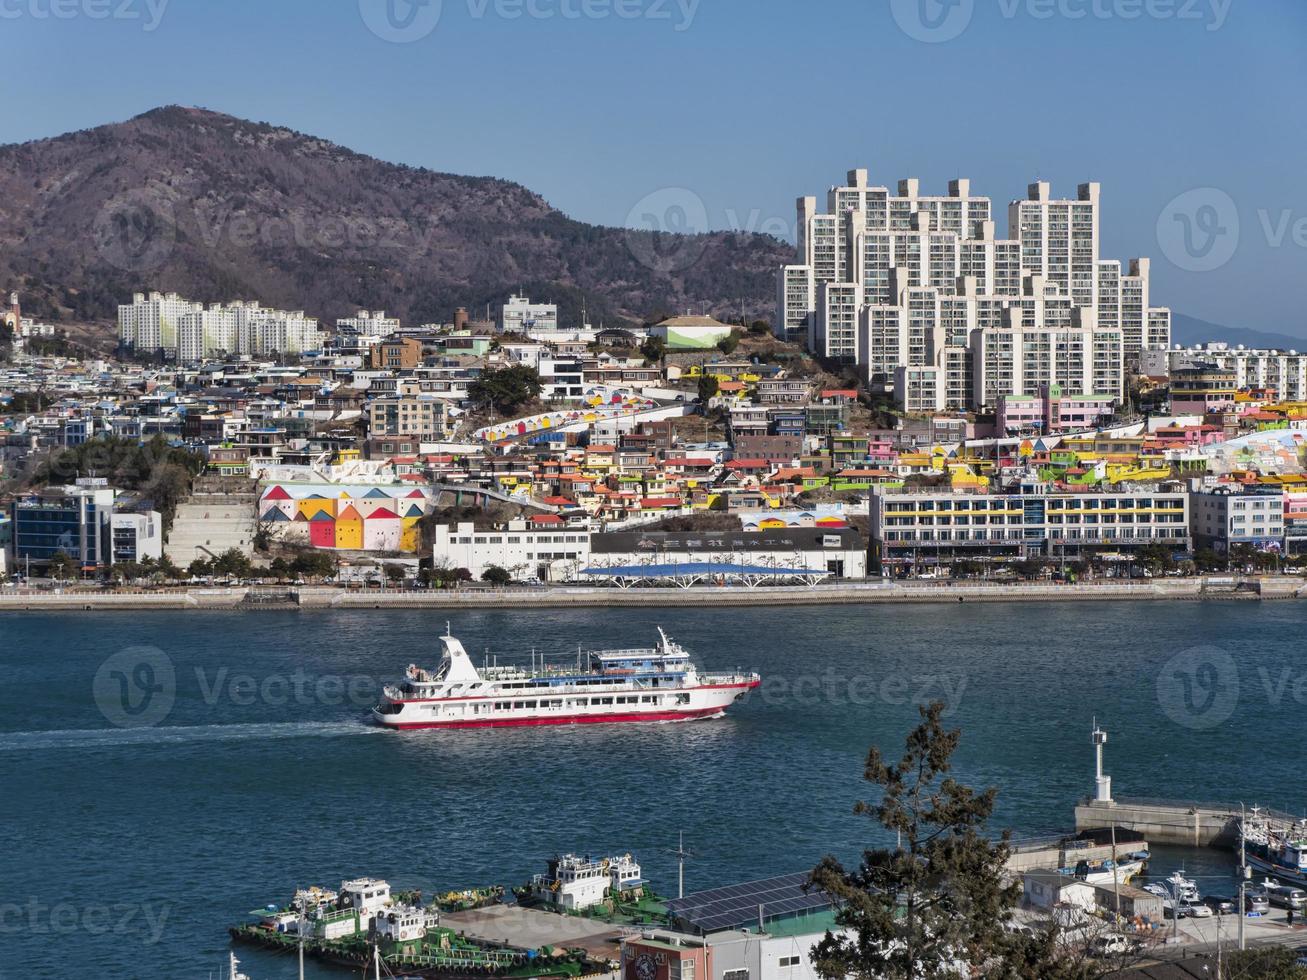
[377,706,729,730]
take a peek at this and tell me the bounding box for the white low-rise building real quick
[433,520,592,582]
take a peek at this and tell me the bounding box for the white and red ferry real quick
[372,627,760,730]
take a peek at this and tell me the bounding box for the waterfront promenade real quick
[1,575,1303,611]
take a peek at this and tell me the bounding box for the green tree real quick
[48,550,79,581]
[468,364,543,414]
[384,565,406,584]
[268,557,291,580]
[290,551,336,580]
[109,561,143,583]
[716,331,741,355]
[697,374,720,405]
[810,703,1089,980]
[481,565,512,586]
[640,335,667,365]
[748,319,771,335]
[187,558,213,578]
[212,548,253,579]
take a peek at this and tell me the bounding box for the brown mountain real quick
[0,106,790,331]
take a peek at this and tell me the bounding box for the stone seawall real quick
[0,577,1302,611]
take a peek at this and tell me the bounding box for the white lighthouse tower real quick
[1092,719,1112,804]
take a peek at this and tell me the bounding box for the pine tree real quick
[809,702,1101,980]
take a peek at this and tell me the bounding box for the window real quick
[724,971,749,980]
[778,957,802,969]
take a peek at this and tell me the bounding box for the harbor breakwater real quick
[0,576,1303,610]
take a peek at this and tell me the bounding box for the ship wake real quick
[0,720,384,752]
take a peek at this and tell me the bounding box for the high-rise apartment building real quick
[121,292,323,361]
[778,171,1171,413]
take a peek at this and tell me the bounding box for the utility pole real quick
[1239,803,1248,951]
[669,831,693,900]
[1110,824,1121,924]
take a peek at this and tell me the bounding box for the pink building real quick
[997,385,1115,435]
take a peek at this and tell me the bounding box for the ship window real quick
[598,697,614,705]
[512,701,526,709]
[523,700,537,709]
[641,696,656,703]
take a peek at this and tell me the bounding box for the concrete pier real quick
[1075,798,1246,848]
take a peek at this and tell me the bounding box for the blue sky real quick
[2,0,1305,335]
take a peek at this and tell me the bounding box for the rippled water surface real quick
[3,603,1303,978]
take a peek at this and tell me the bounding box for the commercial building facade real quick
[870,486,1191,568]
[1189,487,1285,554]
[7,480,161,570]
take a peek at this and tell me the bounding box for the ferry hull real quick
[377,704,732,730]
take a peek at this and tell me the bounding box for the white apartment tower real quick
[777,170,1171,413]
[121,292,322,362]
[118,292,203,355]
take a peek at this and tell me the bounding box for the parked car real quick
[1243,890,1271,914]
[1203,895,1236,915]
[1089,934,1137,957]
[1181,901,1213,918]
[1266,884,1307,910]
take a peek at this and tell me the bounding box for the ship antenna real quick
[445,621,452,638]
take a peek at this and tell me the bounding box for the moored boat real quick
[1242,809,1307,889]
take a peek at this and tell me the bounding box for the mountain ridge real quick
[0,105,790,330]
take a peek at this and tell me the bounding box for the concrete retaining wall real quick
[1075,800,1241,848]
[0,578,1302,612]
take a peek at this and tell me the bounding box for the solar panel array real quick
[665,872,833,933]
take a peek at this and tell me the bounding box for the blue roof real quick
[581,562,826,578]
